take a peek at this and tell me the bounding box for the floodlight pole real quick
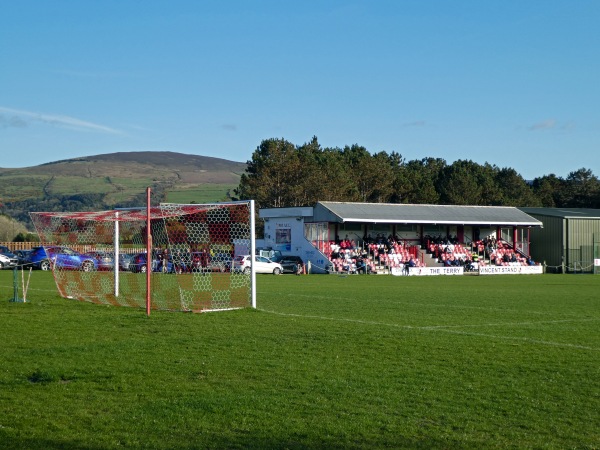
[146,187,151,316]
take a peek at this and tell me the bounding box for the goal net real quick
[29,200,255,313]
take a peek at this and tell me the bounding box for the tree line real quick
[235,137,600,210]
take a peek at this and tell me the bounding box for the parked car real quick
[279,256,304,274]
[0,253,15,269]
[207,253,232,273]
[257,248,283,262]
[84,251,115,271]
[0,246,19,269]
[14,249,31,266]
[118,253,134,271]
[26,246,97,271]
[232,255,283,275]
[186,251,232,273]
[129,252,180,273]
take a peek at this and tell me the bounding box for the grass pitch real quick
[0,271,598,449]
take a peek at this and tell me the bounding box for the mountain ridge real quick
[0,151,248,225]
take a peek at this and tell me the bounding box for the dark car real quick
[14,249,31,266]
[207,253,232,273]
[27,246,97,271]
[84,251,115,271]
[279,256,304,274]
[129,252,181,273]
[186,251,232,273]
[118,253,134,271]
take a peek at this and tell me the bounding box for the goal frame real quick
[30,191,256,314]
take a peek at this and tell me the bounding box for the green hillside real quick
[0,151,247,226]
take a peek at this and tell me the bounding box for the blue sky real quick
[1,1,598,180]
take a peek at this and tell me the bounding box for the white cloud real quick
[0,106,123,135]
[401,120,426,128]
[526,119,576,132]
[528,119,557,131]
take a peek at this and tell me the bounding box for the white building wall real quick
[262,216,330,273]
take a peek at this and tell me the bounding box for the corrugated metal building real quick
[520,208,600,273]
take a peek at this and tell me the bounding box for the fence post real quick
[10,267,24,303]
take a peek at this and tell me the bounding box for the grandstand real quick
[259,201,543,275]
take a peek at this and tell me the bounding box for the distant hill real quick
[0,151,248,227]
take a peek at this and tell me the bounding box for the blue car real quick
[129,252,182,273]
[26,246,98,271]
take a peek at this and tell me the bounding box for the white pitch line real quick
[428,328,598,351]
[258,309,600,351]
[0,284,58,293]
[421,317,600,329]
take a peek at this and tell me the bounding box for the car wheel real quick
[273,267,281,275]
[81,261,95,272]
[140,265,148,273]
[0,262,4,270]
[243,267,251,275]
[40,260,51,271]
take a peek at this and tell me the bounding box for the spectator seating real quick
[314,239,424,274]
[487,241,529,266]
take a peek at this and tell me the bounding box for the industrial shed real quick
[520,208,600,273]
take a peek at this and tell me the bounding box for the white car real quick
[232,255,283,275]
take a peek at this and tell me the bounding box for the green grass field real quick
[1,272,598,449]
[165,184,238,204]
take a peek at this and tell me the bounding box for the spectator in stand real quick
[510,253,518,263]
[526,256,536,266]
[339,239,346,250]
[356,257,364,274]
[464,255,474,271]
[343,235,353,249]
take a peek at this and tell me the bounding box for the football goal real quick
[30,197,256,313]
